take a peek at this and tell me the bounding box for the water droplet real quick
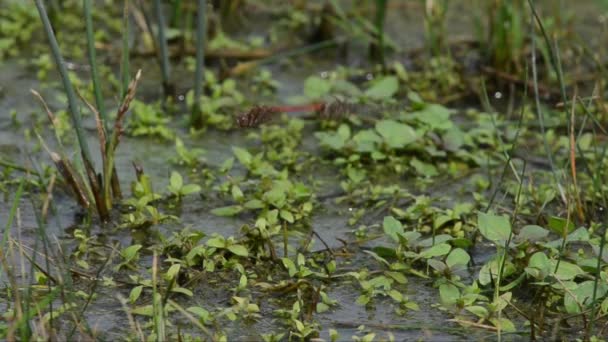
[320,71,328,78]
[178,95,185,101]
[494,92,502,99]
[366,73,374,81]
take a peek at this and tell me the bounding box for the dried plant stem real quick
[103,69,142,210]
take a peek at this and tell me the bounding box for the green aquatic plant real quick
[0,1,40,60]
[423,0,448,56]
[167,171,202,199]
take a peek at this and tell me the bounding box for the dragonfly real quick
[235,98,354,128]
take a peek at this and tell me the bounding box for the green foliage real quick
[0,2,40,59]
[128,100,175,140]
[167,171,202,198]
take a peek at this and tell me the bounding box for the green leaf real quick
[282,258,297,277]
[165,264,181,280]
[244,199,264,209]
[465,305,488,318]
[264,187,287,208]
[551,260,584,281]
[211,205,243,217]
[169,171,183,190]
[172,287,193,297]
[490,317,516,333]
[231,185,244,201]
[206,236,226,248]
[353,130,382,153]
[385,271,407,284]
[121,244,142,261]
[375,120,418,148]
[365,76,398,100]
[446,248,470,269]
[525,252,551,280]
[388,289,403,302]
[280,210,295,223]
[383,216,403,242]
[232,146,252,166]
[129,285,143,303]
[439,283,459,306]
[547,216,575,235]
[187,306,210,321]
[419,243,451,259]
[517,225,549,243]
[477,212,512,245]
[304,75,331,99]
[227,244,249,257]
[427,259,447,272]
[180,184,201,195]
[412,104,452,130]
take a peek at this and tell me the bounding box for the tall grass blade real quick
[120,0,132,98]
[153,0,172,97]
[374,0,387,67]
[528,7,565,204]
[34,0,95,169]
[191,0,207,128]
[83,0,109,133]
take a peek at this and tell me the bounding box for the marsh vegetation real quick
[2,0,608,341]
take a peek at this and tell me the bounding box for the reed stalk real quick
[120,0,131,98]
[191,0,207,128]
[34,0,95,169]
[153,0,172,96]
[374,0,387,67]
[83,0,108,133]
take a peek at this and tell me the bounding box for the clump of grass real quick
[476,0,526,73]
[34,0,142,221]
[371,0,387,67]
[424,0,448,56]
